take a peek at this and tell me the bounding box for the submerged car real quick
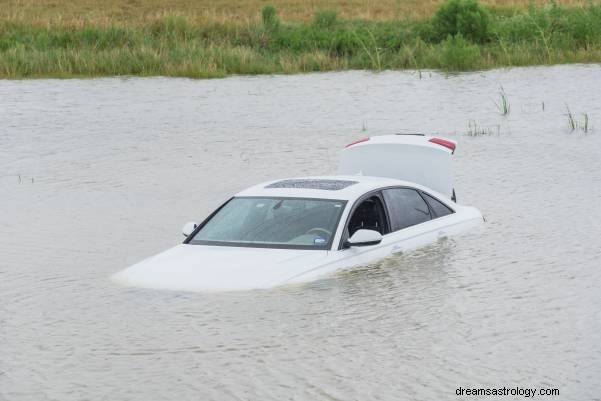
[113,134,483,291]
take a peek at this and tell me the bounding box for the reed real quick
[494,86,510,115]
[465,120,499,136]
[566,105,577,131]
[565,105,592,133]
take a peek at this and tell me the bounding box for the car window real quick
[422,192,454,218]
[382,188,431,231]
[188,197,346,249]
[347,195,389,237]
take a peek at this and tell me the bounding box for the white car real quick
[113,135,483,291]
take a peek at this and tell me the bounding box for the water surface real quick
[1,65,601,400]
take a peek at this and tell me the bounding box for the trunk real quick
[338,134,456,198]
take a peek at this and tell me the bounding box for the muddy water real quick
[1,65,600,400]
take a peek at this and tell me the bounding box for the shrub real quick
[439,33,480,69]
[432,0,490,43]
[564,4,601,48]
[313,10,338,29]
[261,5,279,30]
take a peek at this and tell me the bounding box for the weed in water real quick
[494,86,510,115]
[566,104,577,131]
[583,113,589,132]
[565,104,592,132]
[466,120,499,136]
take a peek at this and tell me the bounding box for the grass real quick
[565,104,592,132]
[1,0,601,78]
[466,120,500,136]
[494,86,510,115]
[4,0,595,24]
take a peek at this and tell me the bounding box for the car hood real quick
[112,244,329,292]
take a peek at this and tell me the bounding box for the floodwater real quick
[1,65,600,400]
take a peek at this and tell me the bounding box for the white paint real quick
[346,229,383,246]
[181,222,197,237]
[339,134,455,198]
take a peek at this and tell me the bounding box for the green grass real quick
[1,0,601,78]
[494,86,510,115]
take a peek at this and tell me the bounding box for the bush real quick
[261,5,279,30]
[439,33,480,69]
[432,0,490,43]
[313,10,338,29]
[564,5,601,48]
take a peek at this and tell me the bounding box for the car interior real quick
[347,195,389,237]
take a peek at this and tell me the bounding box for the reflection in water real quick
[1,65,601,400]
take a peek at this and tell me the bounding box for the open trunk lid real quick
[338,134,457,198]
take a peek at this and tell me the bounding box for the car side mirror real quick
[182,222,198,237]
[345,229,383,247]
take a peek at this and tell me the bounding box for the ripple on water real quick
[1,65,601,401]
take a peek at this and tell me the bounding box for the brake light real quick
[345,137,370,148]
[429,137,456,153]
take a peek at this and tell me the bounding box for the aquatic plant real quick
[566,105,577,131]
[465,120,499,136]
[565,104,592,133]
[494,86,510,115]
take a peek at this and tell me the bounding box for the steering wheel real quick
[305,227,332,238]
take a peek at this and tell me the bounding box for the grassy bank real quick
[1,0,601,78]
[5,0,594,24]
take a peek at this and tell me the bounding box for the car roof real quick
[235,175,434,201]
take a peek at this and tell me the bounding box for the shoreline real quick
[2,1,601,79]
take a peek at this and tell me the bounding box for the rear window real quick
[422,193,454,218]
[382,188,431,231]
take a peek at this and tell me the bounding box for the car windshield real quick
[188,197,347,249]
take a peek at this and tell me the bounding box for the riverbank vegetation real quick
[1,0,601,78]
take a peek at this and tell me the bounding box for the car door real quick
[381,187,454,254]
[330,191,395,266]
[332,187,436,266]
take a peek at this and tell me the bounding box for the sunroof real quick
[265,179,357,191]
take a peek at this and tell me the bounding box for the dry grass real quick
[2,0,594,26]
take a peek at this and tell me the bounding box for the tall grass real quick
[494,86,510,115]
[466,120,500,136]
[565,104,592,132]
[1,0,601,78]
